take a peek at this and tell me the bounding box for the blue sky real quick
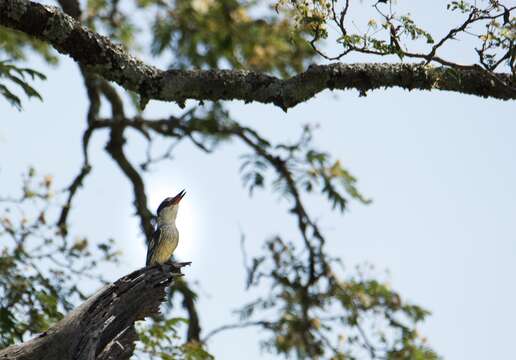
[1,2,516,358]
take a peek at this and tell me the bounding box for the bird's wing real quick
[146,227,161,266]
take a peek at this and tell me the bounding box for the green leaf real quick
[0,60,46,110]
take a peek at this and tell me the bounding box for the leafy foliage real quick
[0,26,58,64]
[0,60,45,110]
[237,237,439,359]
[0,24,59,109]
[276,0,514,76]
[142,0,314,76]
[85,0,138,48]
[238,124,370,209]
[0,169,119,347]
[136,318,213,360]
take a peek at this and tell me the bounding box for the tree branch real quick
[105,119,155,243]
[0,262,190,360]
[0,0,514,111]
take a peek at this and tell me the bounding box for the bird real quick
[146,189,186,266]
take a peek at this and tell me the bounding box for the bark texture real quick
[0,0,514,110]
[0,262,189,360]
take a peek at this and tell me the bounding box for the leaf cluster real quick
[139,0,314,77]
[0,169,120,347]
[136,318,213,360]
[0,24,59,109]
[0,26,58,64]
[239,124,370,210]
[0,60,45,110]
[237,237,439,359]
[278,0,514,77]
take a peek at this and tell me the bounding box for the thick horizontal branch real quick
[0,262,189,360]
[1,0,514,110]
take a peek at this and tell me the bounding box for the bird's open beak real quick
[172,189,186,204]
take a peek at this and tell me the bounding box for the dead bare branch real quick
[0,262,190,360]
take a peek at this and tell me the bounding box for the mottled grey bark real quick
[0,262,189,360]
[0,0,514,110]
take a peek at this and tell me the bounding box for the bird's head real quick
[156,189,186,224]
